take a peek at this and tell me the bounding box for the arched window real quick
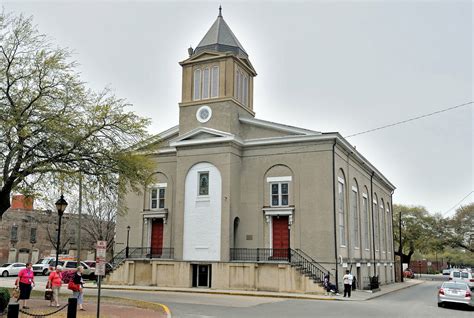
[380,199,385,253]
[386,204,392,255]
[350,179,360,249]
[362,186,370,250]
[337,170,346,247]
[373,193,379,251]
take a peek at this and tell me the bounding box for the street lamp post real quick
[126,226,130,258]
[55,195,68,267]
[399,211,403,282]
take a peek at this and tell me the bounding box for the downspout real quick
[332,139,339,288]
[370,171,376,277]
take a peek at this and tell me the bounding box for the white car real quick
[449,270,474,285]
[0,263,26,277]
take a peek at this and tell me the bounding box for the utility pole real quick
[399,211,403,282]
[77,174,82,264]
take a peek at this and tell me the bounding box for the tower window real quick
[202,68,210,99]
[193,69,201,100]
[234,67,249,106]
[193,66,219,101]
[211,66,219,98]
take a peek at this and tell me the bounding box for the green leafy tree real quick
[445,203,474,253]
[393,204,438,266]
[0,12,154,218]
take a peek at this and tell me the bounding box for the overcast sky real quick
[4,0,472,216]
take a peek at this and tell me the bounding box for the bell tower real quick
[178,7,257,136]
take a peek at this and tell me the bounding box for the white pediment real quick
[169,127,242,147]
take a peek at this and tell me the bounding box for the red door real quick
[272,216,289,259]
[151,219,163,257]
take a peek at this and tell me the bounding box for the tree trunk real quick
[0,188,12,219]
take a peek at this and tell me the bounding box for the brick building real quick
[0,195,96,264]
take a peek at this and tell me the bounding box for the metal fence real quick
[230,248,290,262]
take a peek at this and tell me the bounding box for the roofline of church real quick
[148,125,395,191]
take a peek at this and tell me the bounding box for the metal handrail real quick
[295,248,333,279]
[229,248,328,283]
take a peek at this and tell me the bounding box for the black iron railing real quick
[230,248,291,262]
[230,248,329,283]
[290,249,327,283]
[109,247,174,270]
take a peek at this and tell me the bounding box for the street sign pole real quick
[95,240,107,318]
[97,274,101,318]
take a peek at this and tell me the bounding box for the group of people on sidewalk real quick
[14,262,86,311]
[323,270,356,298]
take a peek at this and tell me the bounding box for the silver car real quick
[0,263,26,277]
[438,281,474,308]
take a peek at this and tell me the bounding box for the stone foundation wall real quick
[106,260,325,294]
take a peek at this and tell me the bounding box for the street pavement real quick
[0,275,472,317]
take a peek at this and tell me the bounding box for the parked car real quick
[0,263,26,277]
[56,260,94,279]
[32,257,56,276]
[83,260,113,279]
[403,269,415,279]
[442,268,452,276]
[438,281,474,308]
[449,270,474,285]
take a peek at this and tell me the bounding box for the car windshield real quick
[461,272,469,278]
[453,272,461,278]
[443,282,467,289]
[1,263,11,267]
[35,259,44,264]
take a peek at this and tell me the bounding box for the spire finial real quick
[218,5,222,17]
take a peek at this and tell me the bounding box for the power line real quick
[442,190,474,217]
[344,101,473,139]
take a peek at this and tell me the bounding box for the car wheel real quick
[2,271,8,277]
[42,269,48,276]
[437,302,443,308]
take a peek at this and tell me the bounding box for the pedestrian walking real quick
[16,262,35,309]
[72,266,85,311]
[48,265,63,307]
[343,270,353,298]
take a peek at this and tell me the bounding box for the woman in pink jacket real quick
[16,262,35,309]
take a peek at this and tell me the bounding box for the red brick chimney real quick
[11,194,34,210]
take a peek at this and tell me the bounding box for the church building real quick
[111,8,396,293]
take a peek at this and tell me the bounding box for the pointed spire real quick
[194,8,248,58]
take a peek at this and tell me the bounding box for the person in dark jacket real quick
[72,266,85,311]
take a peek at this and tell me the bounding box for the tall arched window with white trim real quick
[351,181,360,249]
[337,172,346,247]
[373,193,379,252]
[380,199,385,254]
[362,188,370,250]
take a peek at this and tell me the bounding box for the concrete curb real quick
[82,280,424,302]
[362,280,424,301]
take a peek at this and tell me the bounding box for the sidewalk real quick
[82,278,424,301]
[7,298,169,318]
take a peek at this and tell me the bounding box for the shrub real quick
[0,287,10,313]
